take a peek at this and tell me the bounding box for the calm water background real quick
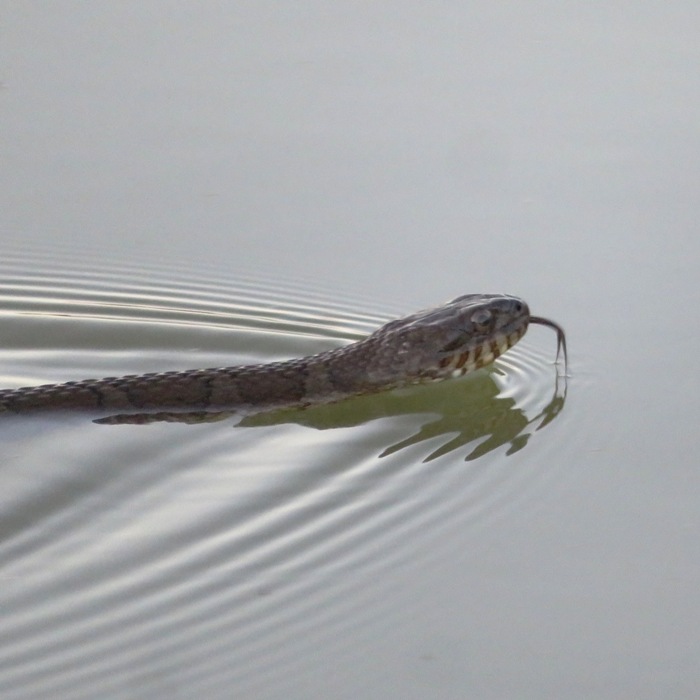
[2,3,699,699]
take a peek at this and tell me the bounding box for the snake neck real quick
[0,340,386,415]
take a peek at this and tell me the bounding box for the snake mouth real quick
[437,321,529,379]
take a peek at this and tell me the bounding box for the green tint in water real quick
[244,368,565,462]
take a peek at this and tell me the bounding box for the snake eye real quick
[472,309,493,331]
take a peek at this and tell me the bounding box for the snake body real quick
[0,294,565,418]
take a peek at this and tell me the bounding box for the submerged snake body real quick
[0,294,559,418]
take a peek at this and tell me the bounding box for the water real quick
[2,3,700,699]
[0,253,565,700]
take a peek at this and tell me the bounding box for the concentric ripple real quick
[0,244,387,342]
[0,245,573,700]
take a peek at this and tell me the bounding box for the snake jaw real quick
[423,298,532,383]
[435,335,512,381]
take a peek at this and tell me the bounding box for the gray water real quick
[2,4,699,699]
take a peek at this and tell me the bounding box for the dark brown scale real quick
[454,352,469,369]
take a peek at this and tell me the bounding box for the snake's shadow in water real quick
[241,367,566,462]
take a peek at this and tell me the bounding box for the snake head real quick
[366,294,530,386]
[432,294,530,378]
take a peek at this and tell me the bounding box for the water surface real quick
[2,3,700,699]
[0,253,566,700]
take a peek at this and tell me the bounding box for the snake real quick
[0,294,566,420]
